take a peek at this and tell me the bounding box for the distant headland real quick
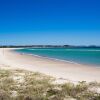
[0,45,100,48]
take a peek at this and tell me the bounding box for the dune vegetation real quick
[0,68,100,100]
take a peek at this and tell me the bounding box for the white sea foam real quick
[65,49,100,52]
[27,48,100,52]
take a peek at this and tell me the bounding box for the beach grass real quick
[0,68,100,100]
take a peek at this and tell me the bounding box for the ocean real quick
[15,48,100,66]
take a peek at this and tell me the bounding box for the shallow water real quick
[16,48,100,66]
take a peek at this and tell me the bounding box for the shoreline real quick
[0,48,100,83]
[14,50,81,65]
[13,49,100,69]
[14,49,100,68]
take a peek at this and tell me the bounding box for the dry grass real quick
[0,69,100,100]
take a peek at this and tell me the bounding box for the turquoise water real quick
[16,48,100,66]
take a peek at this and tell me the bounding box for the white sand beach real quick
[0,48,100,83]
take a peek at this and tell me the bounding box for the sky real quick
[0,0,100,45]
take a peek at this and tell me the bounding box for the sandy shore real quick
[0,48,100,83]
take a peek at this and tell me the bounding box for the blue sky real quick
[0,0,100,45]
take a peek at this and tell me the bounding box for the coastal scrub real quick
[0,68,100,100]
